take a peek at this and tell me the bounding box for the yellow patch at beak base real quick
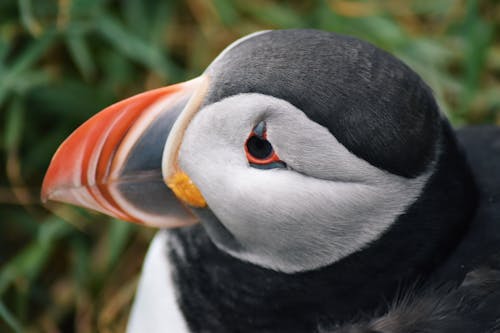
[167,171,207,208]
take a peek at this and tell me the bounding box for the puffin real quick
[41,29,500,332]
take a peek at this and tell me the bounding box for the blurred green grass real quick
[0,0,499,332]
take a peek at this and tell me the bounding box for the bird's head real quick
[42,30,475,273]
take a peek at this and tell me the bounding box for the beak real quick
[42,76,209,228]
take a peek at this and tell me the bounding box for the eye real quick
[246,136,273,160]
[245,121,286,169]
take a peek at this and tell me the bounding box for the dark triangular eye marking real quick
[253,121,266,138]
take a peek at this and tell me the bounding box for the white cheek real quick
[204,167,418,258]
[178,93,432,272]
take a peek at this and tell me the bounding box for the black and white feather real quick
[126,30,500,333]
[329,261,500,333]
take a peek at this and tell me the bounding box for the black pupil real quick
[246,135,273,159]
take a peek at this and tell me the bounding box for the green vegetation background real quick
[0,0,499,332]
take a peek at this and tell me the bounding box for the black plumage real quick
[205,29,439,178]
[167,126,500,333]
[350,125,500,333]
[165,30,500,332]
[41,28,500,333]
[330,264,500,333]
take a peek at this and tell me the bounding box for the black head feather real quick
[204,29,440,178]
[167,30,491,332]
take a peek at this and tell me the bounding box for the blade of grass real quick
[0,217,72,296]
[150,2,175,45]
[106,220,134,271]
[213,0,238,26]
[0,29,56,106]
[8,70,52,96]
[65,33,96,80]
[238,2,305,28]
[0,39,9,68]
[0,300,23,333]
[17,0,42,36]
[4,97,24,151]
[97,14,182,81]
[458,0,492,116]
[122,0,149,39]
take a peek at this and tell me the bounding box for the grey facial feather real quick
[178,93,435,273]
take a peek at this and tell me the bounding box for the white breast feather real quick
[127,231,190,333]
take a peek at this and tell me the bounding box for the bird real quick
[41,29,500,332]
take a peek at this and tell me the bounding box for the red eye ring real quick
[244,121,285,167]
[245,136,281,164]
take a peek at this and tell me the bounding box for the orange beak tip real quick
[40,78,207,228]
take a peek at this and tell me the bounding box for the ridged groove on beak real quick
[42,78,203,227]
[162,76,210,208]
